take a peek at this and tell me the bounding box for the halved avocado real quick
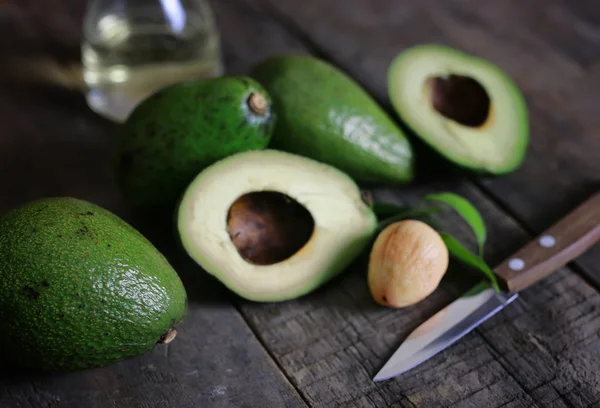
[388,44,529,174]
[176,149,378,302]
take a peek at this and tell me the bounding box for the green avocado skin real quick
[250,55,415,185]
[117,76,275,213]
[0,197,187,372]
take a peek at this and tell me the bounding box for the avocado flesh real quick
[250,55,415,185]
[388,44,529,174]
[177,149,378,302]
[0,197,187,372]
[117,76,275,213]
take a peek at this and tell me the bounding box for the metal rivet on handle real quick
[539,235,556,248]
[509,258,525,271]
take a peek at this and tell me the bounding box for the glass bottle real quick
[82,0,224,123]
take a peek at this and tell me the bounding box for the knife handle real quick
[495,191,600,293]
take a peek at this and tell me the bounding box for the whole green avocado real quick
[250,55,415,185]
[0,197,187,372]
[117,76,276,213]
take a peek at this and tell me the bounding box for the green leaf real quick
[439,232,500,292]
[424,192,487,256]
[371,201,411,219]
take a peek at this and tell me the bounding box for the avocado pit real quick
[425,74,490,127]
[226,191,315,265]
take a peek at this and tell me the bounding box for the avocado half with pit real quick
[388,44,529,174]
[176,149,378,302]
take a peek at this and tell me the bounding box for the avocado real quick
[0,197,187,372]
[250,55,415,185]
[388,44,529,174]
[117,76,276,213]
[176,149,378,302]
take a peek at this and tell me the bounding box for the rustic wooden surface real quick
[0,0,599,407]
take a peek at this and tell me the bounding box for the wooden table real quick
[1,1,599,407]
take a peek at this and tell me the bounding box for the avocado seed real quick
[226,191,315,265]
[425,74,490,127]
[368,219,449,308]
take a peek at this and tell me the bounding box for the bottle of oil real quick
[82,0,224,123]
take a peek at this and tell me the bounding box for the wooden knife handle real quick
[495,191,600,293]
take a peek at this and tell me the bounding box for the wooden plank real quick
[0,2,309,408]
[238,180,598,407]
[246,0,600,286]
[240,180,600,407]
[231,0,600,405]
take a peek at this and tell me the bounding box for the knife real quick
[373,190,600,382]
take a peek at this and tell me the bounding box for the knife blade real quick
[373,281,517,382]
[373,191,600,382]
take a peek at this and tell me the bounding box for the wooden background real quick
[0,0,599,407]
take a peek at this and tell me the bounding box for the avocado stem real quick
[248,92,268,116]
[158,328,177,344]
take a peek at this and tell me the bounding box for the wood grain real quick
[237,179,600,407]
[0,2,309,408]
